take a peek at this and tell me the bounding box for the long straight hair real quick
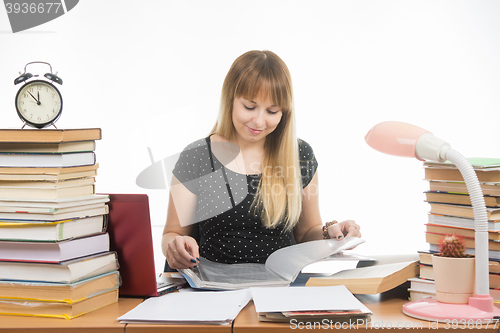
[211,50,302,230]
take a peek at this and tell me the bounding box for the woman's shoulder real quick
[175,137,211,168]
[297,138,315,161]
[173,137,212,178]
[181,137,209,151]
[297,138,318,186]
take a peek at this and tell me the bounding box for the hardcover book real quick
[0,271,120,303]
[0,215,106,241]
[0,233,110,262]
[0,128,101,143]
[0,252,118,283]
[0,288,118,319]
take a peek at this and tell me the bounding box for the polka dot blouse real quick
[172,136,318,264]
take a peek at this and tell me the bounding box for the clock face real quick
[15,80,62,128]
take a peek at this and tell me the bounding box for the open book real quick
[179,237,364,290]
[305,253,420,294]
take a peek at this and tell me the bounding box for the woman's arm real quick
[293,171,361,243]
[293,171,323,243]
[162,176,199,269]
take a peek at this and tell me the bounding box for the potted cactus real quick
[432,234,475,304]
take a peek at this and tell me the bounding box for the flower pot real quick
[432,254,475,304]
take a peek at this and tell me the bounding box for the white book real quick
[0,233,109,262]
[0,177,95,189]
[408,277,436,293]
[0,170,97,181]
[0,184,95,199]
[0,202,106,216]
[428,214,500,231]
[0,205,108,221]
[0,252,118,283]
[0,215,106,241]
[0,152,96,168]
[0,194,109,213]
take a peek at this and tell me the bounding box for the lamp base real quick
[403,296,500,323]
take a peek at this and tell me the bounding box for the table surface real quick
[2,284,499,332]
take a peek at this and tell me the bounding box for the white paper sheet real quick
[118,289,252,325]
[251,285,371,314]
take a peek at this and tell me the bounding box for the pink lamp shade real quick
[365,121,451,162]
[364,121,430,160]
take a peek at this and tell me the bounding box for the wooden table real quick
[3,285,500,332]
[126,323,231,333]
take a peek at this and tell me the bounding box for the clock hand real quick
[28,91,37,102]
[27,91,41,105]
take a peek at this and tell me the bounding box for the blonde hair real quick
[211,50,302,230]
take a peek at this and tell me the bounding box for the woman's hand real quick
[165,235,200,270]
[327,220,361,240]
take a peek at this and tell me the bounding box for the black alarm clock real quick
[14,61,63,129]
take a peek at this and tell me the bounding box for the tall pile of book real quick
[0,128,119,319]
[410,158,500,302]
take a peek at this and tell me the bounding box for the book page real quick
[265,237,365,281]
[195,257,283,284]
[311,261,417,281]
[301,252,376,275]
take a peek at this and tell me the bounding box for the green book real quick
[424,158,500,170]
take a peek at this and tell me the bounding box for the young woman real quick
[162,50,361,269]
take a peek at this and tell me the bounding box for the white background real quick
[1,1,499,275]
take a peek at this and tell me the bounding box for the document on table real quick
[251,285,372,313]
[117,289,252,325]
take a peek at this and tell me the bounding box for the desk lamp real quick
[364,121,500,322]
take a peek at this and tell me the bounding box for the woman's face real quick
[232,94,283,146]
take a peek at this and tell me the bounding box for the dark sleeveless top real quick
[172,137,318,263]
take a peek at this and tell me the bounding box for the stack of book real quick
[410,158,500,302]
[0,128,119,319]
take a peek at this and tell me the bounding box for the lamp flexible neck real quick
[445,149,489,296]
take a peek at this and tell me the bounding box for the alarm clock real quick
[14,62,63,129]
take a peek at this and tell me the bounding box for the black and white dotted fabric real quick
[172,136,318,264]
